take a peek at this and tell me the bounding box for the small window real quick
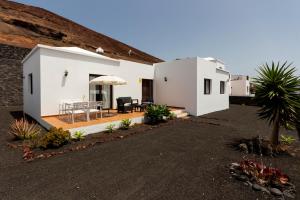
[204,79,211,94]
[220,81,225,94]
[28,73,33,94]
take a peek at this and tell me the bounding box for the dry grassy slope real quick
[0,0,163,64]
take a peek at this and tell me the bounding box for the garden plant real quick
[254,62,300,146]
[9,118,41,140]
[105,124,115,133]
[38,127,71,149]
[144,104,171,124]
[73,130,85,141]
[120,119,132,130]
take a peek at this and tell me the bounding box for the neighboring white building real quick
[22,44,230,129]
[154,57,230,116]
[230,75,252,96]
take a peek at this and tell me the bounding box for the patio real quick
[42,107,184,134]
[42,109,145,130]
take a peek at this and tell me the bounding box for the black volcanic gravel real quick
[0,105,299,200]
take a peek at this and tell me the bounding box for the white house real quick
[22,44,230,131]
[154,57,230,116]
[230,75,252,96]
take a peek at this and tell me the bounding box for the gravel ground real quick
[0,105,299,200]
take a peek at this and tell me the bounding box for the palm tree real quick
[296,109,300,140]
[254,62,300,146]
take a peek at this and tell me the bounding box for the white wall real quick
[23,49,41,121]
[114,60,154,101]
[154,58,198,115]
[196,58,230,115]
[39,48,154,116]
[23,46,230,122]
[154,57,229,116]
[230,79,250,96]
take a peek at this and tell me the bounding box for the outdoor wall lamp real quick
[64,70,68,77]
[164,77,167,82]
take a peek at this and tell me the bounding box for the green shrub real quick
[105,124,115,134]
[280,135,296,145]
[120,119,132,130]
[73,130,85,141]
[9,118,40,140]
[39,127,71,149]
[144,105,171,124]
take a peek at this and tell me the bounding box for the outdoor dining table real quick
[63,101,103,123]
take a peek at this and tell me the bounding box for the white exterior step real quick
[171,109,189,118]
[176,112,189,118]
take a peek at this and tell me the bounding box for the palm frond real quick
[254,61,300,126]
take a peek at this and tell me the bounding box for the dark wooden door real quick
[142,79,153,102]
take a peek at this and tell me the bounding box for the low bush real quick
[9,118,41,140]
[239,159,289,185]
[105,124,115,134]
[280,135,295,145]
[39,127,71,149]
[120,119,132,130]
[144,105,171,124]
[73,130,85,141]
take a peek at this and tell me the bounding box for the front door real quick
[142,79,153,102]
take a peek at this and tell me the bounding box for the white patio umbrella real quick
[89,75,127,85]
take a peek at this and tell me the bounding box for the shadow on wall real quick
[10,110,37,124]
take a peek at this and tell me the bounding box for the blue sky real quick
[14,0,300,76]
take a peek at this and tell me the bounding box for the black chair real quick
[116,97,134,113]
[131,99,139,111]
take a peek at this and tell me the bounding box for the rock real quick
[265,143,273,156]
[285,182,296,189]
[252,183,264,191]
[248,141,254,153]
[7,143,18,149]
[271,182,283,189]
[251,184,270,194]
[229,163,240,173]
[229,166,238,173]
[246,181,253,187]
[236,175,249,182]
[261,187,271,194]
[231,162,240,168]
[290,152,296,157]
[36,154,45,159]
[231,173,239,178]
[270,188,283,196]
[239,143,248,153]
[283,190,295,199]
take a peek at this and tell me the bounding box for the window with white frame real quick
[220,81,225,94]
[204,79,211,94]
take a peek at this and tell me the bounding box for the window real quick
[89,74,112,109]
[220,81,225,94]
[28,73,33,94]
[204,79,211,94]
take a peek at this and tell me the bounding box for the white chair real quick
[66,102,89,123]
[59,99,81,119]
[88,101,103,119]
